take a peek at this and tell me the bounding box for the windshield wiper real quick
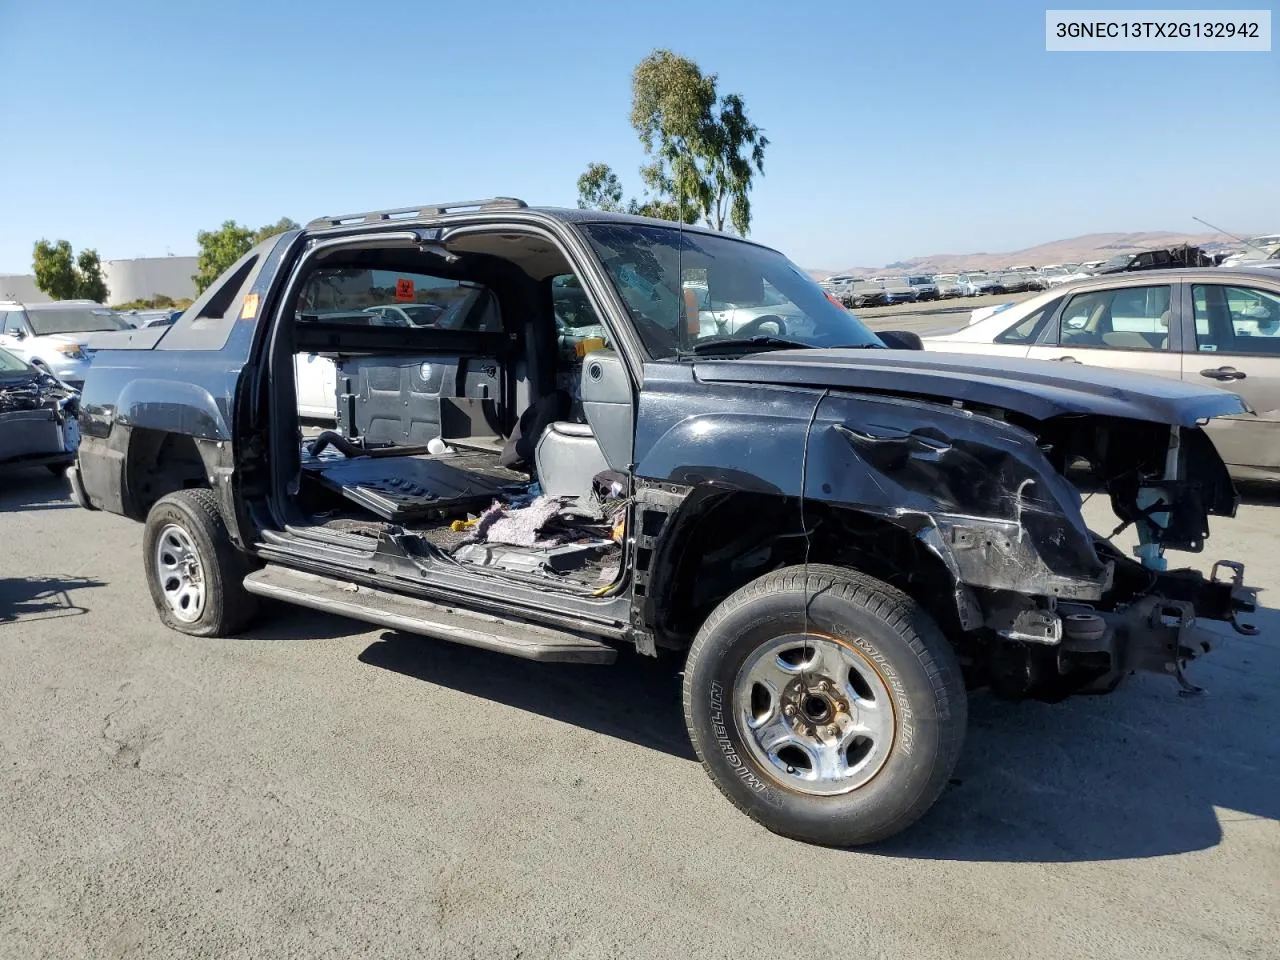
[688,335,813,356]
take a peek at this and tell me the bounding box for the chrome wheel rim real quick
[734,633,896,796]
[155,524,206,623]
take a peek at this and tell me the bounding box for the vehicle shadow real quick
[357,609,1277,863]
[870,605,1280,862]
[0,575,106,624]
[0,468,74,513]
[1235,480,1280,507]
[357,631,696,761]
[238,602,405,643]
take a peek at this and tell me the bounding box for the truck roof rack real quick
[305,197,529,231]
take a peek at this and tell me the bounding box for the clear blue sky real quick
[1,0,1276,274]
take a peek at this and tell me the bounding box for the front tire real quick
[683,564,967,846]
[142,489,259,637]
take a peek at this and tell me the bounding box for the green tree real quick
[629,50,768,235]
[32,239,110,301]
[76,249,108,302]
[32,240,78,300]
[193,217,297,293]
[193,221,253,294]
[252,217,300,244]
[576,163,625,212]
[574,162,697,224]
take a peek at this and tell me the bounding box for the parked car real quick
[0,300,130,389]
[293,350,337,421]
[907,275,939,301]
[1041,265,1082,287]
[996,270,1040,293]
[1092,244,1216,274]
[684,281,808,337]
[364,303,448,327]
[874,276,917,304]
[923,267,1280,481]
[130,309,182,328]
[933,274,963,298]
[67,198,1257,847]
[845,279,888,308]
[956,272,1001,296]
[0,346,80,474]
[1220,235,1280,267]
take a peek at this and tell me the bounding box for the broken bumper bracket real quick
[1210,559,1259,636]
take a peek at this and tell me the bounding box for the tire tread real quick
[145,488,258,637]
[682,563,967,846]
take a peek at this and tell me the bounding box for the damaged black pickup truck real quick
[68,200,1259,846]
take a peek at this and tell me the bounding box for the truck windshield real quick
[0,348,31,373]
[27,308,130,336]
[579,223,883,359]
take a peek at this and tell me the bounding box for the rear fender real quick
[115,378,232,441]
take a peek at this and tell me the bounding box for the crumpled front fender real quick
[635,389,1107,598]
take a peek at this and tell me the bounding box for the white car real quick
[294,352,337,421]
[956,273,999,296]
[968,301,1019,326]
[933,274,963,298]
[922,268,1280,481]
[684,282,807,337]
[1220,235,1280,266]
[0,300,131,389]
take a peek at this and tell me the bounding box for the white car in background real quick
[922,268,1280,481]
[968,301,1019,326]
[684,282,807,337]
[0,300,132,389]
[933,274,963,297]
[956,272,1000,296]
[1041,265,1084,286]
[1220,235,1280,267]
[295,351,337,421]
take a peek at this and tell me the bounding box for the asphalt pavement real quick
[1,466,1277,960]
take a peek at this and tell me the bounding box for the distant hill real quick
[810,231,1245,279]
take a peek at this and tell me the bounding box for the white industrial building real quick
[102,256,198,303]
[0,255,198,305]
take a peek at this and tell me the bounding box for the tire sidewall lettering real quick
[829,623,915,758]
[709,680,772,797]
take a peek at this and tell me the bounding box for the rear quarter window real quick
[159,244,270,351]
[995,297,1061,344]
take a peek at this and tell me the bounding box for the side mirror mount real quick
[877,330,924,350]
[12,327,26,340]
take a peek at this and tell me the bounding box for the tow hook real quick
[1212,560,1259,636]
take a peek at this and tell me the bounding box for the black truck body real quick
[66,200,1260,845]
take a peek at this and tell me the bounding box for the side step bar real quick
[242,565,617,664]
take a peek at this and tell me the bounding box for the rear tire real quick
[683,564,967,846]
[142,489,259,637]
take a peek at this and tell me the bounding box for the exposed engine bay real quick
[905,410,1260,701]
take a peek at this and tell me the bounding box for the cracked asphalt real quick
[1,467,1277,959]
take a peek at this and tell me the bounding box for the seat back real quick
[534,422,610,500]
[579,350,633,472]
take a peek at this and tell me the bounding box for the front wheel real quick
[683,564,967,846]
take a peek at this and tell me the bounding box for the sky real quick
[0,0,1277,274]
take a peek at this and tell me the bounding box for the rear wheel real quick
[142,489,259,637]
[683,564,967,846]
